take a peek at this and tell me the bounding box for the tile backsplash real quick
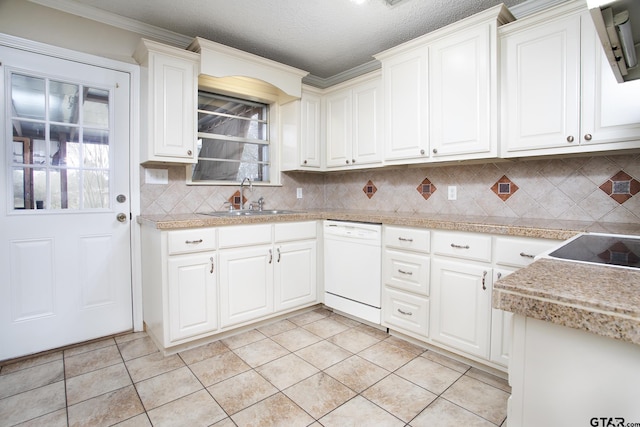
[141,153,640,224]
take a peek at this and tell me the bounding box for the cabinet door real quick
[352,78,383,165]
[325,89,353,168]
[430,258,492,358]
[167,253,217,342]
[300,92,322,168]
[430,24,492,159]
[490,268,515,367]
[149,50,197,161]
[219,245,273,328]
[502,15,581,154]
[382,47,430,161]
[274,240,317,311]
[581,14,640,147]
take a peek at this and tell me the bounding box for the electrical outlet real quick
[296,188,303,199]
[145,168,168,185]
[448,186,457,200]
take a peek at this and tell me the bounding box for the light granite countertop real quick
[138,209,640,345]
[493,258,640,345]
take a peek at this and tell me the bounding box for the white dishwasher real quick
[323,220,382,324]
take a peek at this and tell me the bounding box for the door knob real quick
[116,213,128,223]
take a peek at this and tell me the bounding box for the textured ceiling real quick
[68,0,527,79]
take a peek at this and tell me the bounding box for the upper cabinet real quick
[376,5,514,165]
[500,1,640,157]
[134,39,199,164]
[324,72,383,170]
[280,87,323,171]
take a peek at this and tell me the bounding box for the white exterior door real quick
[0,46,132,360]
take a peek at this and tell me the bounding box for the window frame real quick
[187,90,281,186]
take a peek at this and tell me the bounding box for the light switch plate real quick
[145,168,169,185]
[296,188,303,199]
[448,186,457,200]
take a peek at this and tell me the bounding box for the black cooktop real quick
[549,234,640,269]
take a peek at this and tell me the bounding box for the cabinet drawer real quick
[432,231,491,262]
[275,221,317,242]
[168,228,216,255]
[382,287,429,337]
[384,226,430,253]
[218,224,272,248]
[383,249,429,295]
[495,237,561,268]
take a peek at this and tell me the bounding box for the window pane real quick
[13,119,45,144]
[198,112,267,141]
[11,74,45,120]
[32,168,47,209]
[50,125,80,166]
[84,170,110,209]
[83,129,110,168]
[83,87,109,128]
[50,80,80,124]
[50,169,80,210]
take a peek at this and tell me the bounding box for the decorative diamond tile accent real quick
[491,175,519,201]
[416,178,437,200]
[229,190,246,210]
[599,171,640,204]
[363,180,377,199]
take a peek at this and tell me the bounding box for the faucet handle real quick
[223,201,234,212]
[257,197,265,211]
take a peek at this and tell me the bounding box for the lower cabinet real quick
[430,258,492,359]
[141,221,318,351]
[219,245,274,328]
[167,253,217,341]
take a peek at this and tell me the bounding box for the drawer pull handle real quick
[398,269,413,276]
[397,308,413,316]
[210,257,214,274]
[398,237,413,242]
[519,252,535,258]
[277,247,281,263]
[185,239,203,244]
[482,270,487,290]
[451,243,470,249]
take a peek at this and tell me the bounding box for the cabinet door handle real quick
[398,269,413,276]
[397,308,413,316]
[398,237,413,242]
[277,247,281,263]
[210,257,214,274]
[185,239,203,244]
[584,133,592,141]
[187,150,193,156]
[519,252,535,259]
[482,270,487,290]
[451,243,470,249]
[566,135,574,143]
[497,272,502,280]
[268,249,273,264]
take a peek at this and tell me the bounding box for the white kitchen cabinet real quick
[280,87,322,171]
[134,39,199,164]
[382,226,430,339]
[219,244,274,328]
[378,46,430,162]
[430,258,492,359]
[490,268,514,367]
[501,2,640,157]
[141,226,218,349]
[168,253,217,341]
[429,21,495,160]
[325,72,383,169]
[218,221,318,328]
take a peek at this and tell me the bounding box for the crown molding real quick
[28,0,568,89]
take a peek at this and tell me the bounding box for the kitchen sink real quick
[201,209,303,217]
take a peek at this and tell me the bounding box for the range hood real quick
[588,0,640,83]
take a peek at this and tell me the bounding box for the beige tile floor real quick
[0,308,510,427]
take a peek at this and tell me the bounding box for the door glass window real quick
[9,72,111,211]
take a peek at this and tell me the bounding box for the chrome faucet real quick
[239,177,252,210]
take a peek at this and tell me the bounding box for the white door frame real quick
[0,32,143,333]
